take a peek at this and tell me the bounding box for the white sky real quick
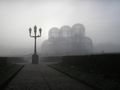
[0,0,120,56]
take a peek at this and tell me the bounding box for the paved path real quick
[5,64,93,90]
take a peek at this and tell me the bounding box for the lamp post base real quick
[32,54,39,64]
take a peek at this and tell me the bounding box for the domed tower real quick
[71,23,86,51]
[48,27,59,40]
[72,23,85,39]
[56,25,72,55]
[59,25,71,38]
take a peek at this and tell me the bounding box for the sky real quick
[0,0,120,56]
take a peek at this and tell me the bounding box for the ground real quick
[5,64,93,90]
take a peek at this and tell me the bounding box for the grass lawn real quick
[49,62,120,90]
[0,63,24,89]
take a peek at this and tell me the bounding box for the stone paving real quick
[5,64,93,90]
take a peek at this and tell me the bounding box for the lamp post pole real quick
[29,25,42,64]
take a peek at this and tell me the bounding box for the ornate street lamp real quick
[29,25,42,64]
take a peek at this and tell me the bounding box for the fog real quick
[0,0,120,56]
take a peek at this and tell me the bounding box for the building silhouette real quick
[41,23,93,56]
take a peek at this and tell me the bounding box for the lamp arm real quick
[30,35,35,38]
[36,35,41,37]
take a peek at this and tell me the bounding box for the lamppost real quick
[29,25,42,64]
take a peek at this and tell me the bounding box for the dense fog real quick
[0,0,120,56]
